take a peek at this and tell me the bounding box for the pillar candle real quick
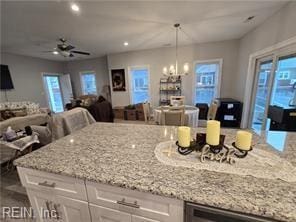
[206,120,220,146]
[235,130,252,150]
[178,126,191,147]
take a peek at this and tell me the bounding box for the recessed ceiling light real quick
[124,42,129,46]
[71,3,80,12]
[53,51,59,55]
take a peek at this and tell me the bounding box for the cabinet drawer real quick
[17,167,87,201]
[132,215,160,222]
[86,181,183,222]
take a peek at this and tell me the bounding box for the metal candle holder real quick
[230,142,253,158]
[176,133,225,155]
[176,133,252,158]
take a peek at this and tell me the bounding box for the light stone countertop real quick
[14,123,296,222]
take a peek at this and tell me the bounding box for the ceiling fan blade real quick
[71,50,90,55]
[64,45,75,51]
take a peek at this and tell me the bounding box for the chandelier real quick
[162,23,189,76]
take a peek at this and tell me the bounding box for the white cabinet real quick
[17,167,87,201]
[90,204,131,222]
[17,167,183,222]
[27,189,90,222]
[89,205,162,222]
[132,215,160,222]
[86,182,183,222]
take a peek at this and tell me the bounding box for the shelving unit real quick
[159,77,182,105]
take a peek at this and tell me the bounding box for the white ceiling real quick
[1,1,289,61]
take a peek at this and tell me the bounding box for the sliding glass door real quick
[43,74,64,113]
[250,52,296,131]
[270,54,296,107]
[251,59,273,131]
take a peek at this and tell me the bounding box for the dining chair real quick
[170,96,185,106]
[142,103,149,123]
[207,101,218,120]
[161,106,185,126]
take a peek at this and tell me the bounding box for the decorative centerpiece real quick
[176,121,253,164]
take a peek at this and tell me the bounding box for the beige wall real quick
[0,53,64,106]
[236,2,296,127]
[236,1,296,101]
[2,2,295,113]
[64,56,109,98]
[107,39,239,107]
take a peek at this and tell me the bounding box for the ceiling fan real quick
[45,38,90,57]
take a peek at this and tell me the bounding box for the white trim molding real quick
[241,36,296,128]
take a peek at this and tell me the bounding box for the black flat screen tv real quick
[0,64,14,90]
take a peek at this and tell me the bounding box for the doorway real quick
[43,74,64,113]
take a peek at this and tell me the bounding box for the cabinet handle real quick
[116,198,140,208]
[53,203,61,219]
[38,181,56,188]
[45,200,52,218]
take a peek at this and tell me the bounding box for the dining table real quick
[153,105,199,127]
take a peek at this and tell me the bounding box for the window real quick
[194,60,222,105]
[129,66,150,104]
[80,72,97,95]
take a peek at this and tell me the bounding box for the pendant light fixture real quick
[163,24,189,76]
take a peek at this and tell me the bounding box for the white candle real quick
[206,120,220,146]
[178,126,191,147]
[235,130,252,150]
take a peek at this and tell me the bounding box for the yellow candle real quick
[178,126,191,147]
[206,120,220,146]
[235,130,252,150]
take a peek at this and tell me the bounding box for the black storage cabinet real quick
[215,98,243,128]
[268,105,296,131]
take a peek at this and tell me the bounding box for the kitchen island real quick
[14,123,296,222]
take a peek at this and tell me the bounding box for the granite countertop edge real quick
[14,162,292,222]
[13,123,296,222]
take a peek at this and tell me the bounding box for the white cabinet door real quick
[26,189,91,222]
[54,195,91,222]
[90,204,131,222]
[132,215,160,222]
[26,189,56,222]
